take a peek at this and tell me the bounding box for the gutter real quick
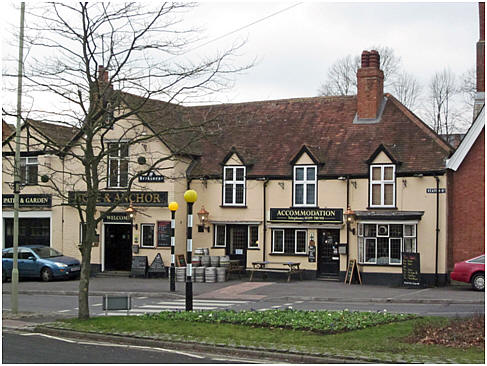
[434,175,440,286]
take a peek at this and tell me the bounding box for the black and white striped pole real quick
[184,189,197,311]
[168,201,179,292]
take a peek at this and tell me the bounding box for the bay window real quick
[358,223,417,265]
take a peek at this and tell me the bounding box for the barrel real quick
[203,248,210,255]
[192,255,201,267]
[195,267,205,283]
[205,267,217,283]
[220,255,230,268]
[175,267,186,282]
[210,255,220,267]
[194,248,205,256]
[201,255,211,267]
[216,267,227,282]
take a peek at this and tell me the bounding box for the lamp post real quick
[168,201,179,292]
[184,189,197,311]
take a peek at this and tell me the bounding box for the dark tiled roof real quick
[27,119,79,146]
[184,94,452,178]
[2,121,13,141]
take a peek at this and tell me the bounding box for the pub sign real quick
[2,194,52,208]
[270,208,343,223]
[68,191,168,207]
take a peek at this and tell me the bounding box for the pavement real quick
[1,274,485,304]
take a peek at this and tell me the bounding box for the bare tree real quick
[317,46,401,96]
[3,3,249,319]
[459,67,476,109]
[391,72,421,110]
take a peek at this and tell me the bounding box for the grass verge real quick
[55,311,484,364]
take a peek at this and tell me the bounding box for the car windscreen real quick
[467,255,485,264]
[31,247,63,258]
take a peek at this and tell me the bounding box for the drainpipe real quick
[263,178,269,262]
[346,176,350,266]
[434,175,440,286]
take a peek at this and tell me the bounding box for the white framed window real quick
[214,224,226,247]
[295,230,307,254]
[370,164,395,207]
[272,230,284,253]
[141,224,155,248]
[248,225,258,248]
[20,157,38,185]
[108,142,129,188]
[293,165,317,206]
[358,223,417,265]
[223,166,246,206]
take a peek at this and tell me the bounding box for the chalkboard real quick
[130,256,148,277]
[344,259,362,285]
[402,252,421,287]
[177,254,186,267]
[148,253,166,277]
[308,245,316,263]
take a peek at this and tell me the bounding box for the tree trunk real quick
[78,242,92,319]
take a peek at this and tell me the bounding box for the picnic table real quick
[226,259,245,280]
[249,261,303,282]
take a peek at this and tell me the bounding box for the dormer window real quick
[370,164,395,207]
[293,165,316,207]
[223,166,246,206]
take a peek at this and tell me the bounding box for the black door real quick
[104,224,132,271]
[225,225,248,266]
[317,229,340,276]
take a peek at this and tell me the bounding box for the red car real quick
[450,254,485,291]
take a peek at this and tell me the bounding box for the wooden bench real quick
[249,261,303,282]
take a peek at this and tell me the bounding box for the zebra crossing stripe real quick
[158,299,248,304]
[139,305,218,310]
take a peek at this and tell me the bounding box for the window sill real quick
[358,263,402,266]
[269,253,308,257]
[219,205,247,208]
[211,246,226,249]
[139,246,171,249]
[291,205,319,209]
[366,206,398,210]
[247,247,260,250]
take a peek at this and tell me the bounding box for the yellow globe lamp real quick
[184,189,198,203]
[168,201,179,212]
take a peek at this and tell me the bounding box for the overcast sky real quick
[1,1,479,113]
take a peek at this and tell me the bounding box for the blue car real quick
[2,245,80,282]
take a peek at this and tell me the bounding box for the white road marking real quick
[139,305,218,310]
[57,310,71,313]
[18,333,204,358]
[136,297,148,300]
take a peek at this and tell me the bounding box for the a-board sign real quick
[402,252,421,287]
[177,254,186,267]
[308,245,316,262]
[148,253,166,275]
[344,259,362,285]
[130,256,148,277]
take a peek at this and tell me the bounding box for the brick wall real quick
[447,128,485,271]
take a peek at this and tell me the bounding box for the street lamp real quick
[168,201,179,292]
[184,189,197,311]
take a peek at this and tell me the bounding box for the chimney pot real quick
[361,51,370,68]
[369,50,380,68]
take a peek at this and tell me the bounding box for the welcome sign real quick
[270,208,343,223]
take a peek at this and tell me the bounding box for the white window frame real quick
[214,224,226,247]
[295,230,307,254]
[140,224,155,248]
[20,157,38,185]
[358,222,417,265]
[293,165,317,207]
[248,225,259,248]
[272,229,284,253]
[108,141,129,188]
[389,237,402,264]
[369,164,396,208]
[223,166,246,206]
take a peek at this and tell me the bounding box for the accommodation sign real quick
[270,208,343,223]
[68,191,168,207]
[2,194,52,208]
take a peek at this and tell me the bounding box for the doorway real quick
[225,225,248,266]
[104,224,132,271]
[317,229,340,276]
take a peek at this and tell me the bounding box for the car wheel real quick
[41,267,53,282]
[471,273,485,291]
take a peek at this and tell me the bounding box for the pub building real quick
[2,50,453,285]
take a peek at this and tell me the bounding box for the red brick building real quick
[446,2,485,272]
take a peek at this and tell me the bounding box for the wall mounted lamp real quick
[197,206,210,232]
[125,203,138,230]
[344,206,356,235]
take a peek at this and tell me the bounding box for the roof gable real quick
[446,106,485,171]
[366,144,401,165]
[290,145,321,166]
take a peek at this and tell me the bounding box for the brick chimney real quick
[357,50,384,120]
[474,2,485,119]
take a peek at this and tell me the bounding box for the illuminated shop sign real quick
[2,194,52,208]
[68,191,168,207]
[270,208,343,223]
